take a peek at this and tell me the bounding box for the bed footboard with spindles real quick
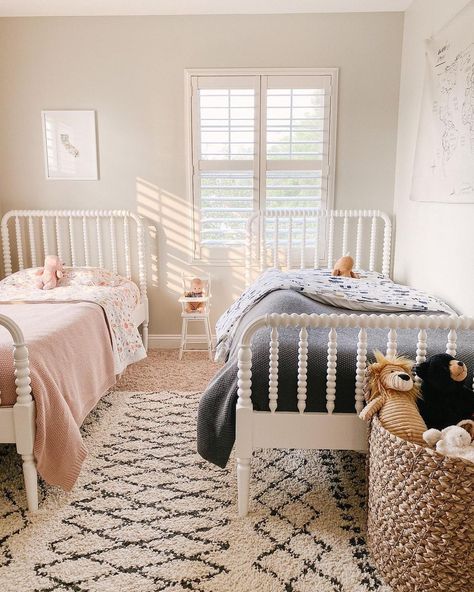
[235,312,474,517]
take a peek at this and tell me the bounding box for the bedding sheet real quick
[0,267,146,374]
[0,302,116,490]
[215,268,455,362]
[197,290,473,470]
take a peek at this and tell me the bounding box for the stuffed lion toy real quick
[359,350,427,446]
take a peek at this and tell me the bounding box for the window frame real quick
[184,68,339,265]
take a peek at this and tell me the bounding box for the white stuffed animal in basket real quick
[423,420,474,463]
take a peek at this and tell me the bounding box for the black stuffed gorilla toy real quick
[415,353,474,430]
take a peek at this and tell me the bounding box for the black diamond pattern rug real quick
[0,391,391,591]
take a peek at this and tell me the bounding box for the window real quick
[186,69,338,261]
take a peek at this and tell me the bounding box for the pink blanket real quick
[0,302,116,490]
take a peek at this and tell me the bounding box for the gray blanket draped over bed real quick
[197,290,474,468]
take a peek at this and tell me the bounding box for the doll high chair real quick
[178,274,212,360]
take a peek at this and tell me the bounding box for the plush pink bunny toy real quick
[36,255,63,290]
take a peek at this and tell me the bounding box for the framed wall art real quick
[42,110,98,180]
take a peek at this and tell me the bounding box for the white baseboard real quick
[148,334,216,349]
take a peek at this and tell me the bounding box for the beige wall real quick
[393,0,474,315]
[0,13,403,335]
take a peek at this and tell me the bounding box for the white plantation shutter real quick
[189,71,337,260]
[264,75,332,211]
[191,76,259,259]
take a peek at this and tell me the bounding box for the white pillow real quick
[0,266,126,289]
[61,267,124,287]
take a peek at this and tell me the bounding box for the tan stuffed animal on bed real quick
[332,254,360,278]
[359,351,427,446]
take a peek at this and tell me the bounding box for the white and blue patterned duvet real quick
[214,269,455,362]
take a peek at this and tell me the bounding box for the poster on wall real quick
[411,1,474,203]
[42,110,99,180]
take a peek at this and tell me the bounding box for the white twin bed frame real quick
[0,210,148,511]
[236,209,474,516]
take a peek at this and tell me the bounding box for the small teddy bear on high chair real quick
[184,277,206,313]
[178,275,212,361]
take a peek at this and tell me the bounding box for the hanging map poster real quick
[411,1,474,203]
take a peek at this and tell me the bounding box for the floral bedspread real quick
[215,268,456,362]
[0,267,146,374]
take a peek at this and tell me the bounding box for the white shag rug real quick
[0,391,391,592]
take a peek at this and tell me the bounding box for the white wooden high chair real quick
[178,274,212,360]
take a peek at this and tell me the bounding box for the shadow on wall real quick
[135,176,209,297]
[135,177,247,317]
[136,176,194,297]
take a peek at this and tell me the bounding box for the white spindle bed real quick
[0,209,148,511]
[234,209,474,516]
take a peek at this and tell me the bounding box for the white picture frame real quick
[42,110,98,180]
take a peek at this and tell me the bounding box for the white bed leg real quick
[142,322,149,351]
[12,341,38,512]
[237,457,251,517]
[21,454,39,512]
[236,341,253,516]
[14,398,38,512]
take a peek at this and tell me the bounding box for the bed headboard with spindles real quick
[245,209,392,285]
[1,210,147,301]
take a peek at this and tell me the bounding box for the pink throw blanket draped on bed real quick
[0,302,116,490]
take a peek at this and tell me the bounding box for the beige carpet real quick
[114,349,221,392]
[0,385,390,592]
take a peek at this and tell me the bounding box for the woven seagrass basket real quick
[367,416,474,592]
